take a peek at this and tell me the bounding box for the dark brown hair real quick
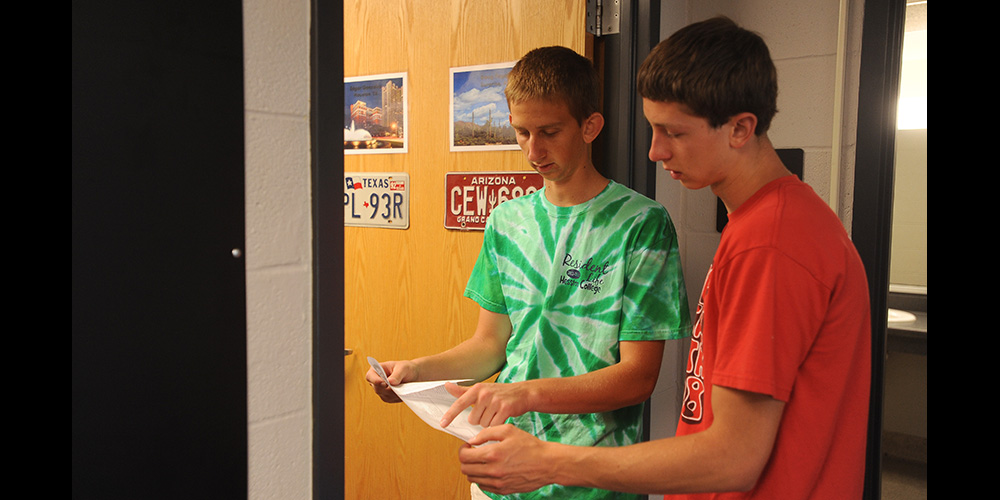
[637,16,778,135]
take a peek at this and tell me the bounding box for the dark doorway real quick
[72,1,247,498]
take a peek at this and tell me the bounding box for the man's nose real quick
[648,135,671,163]
[526,137,546,162]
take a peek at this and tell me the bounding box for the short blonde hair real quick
[505,46,600,125]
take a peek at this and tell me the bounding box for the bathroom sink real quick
[887,308,917,323]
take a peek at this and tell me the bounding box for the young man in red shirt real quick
[457,16,872,499]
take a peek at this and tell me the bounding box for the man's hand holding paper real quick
[367,357,487,443]
[441,381,531,428]
[365,359,419,403]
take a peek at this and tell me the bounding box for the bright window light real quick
[897,29,926,130]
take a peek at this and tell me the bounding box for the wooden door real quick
[343,1,587,497]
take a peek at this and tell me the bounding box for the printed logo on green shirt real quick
[559,252,613,295]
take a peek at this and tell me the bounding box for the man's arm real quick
[365,307,511,403]
[458,385,785,495]
[441,339,665,427]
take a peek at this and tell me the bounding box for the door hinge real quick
[587,0,621,36]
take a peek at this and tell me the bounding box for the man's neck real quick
[714,136,791,214]
[544,164,610,207]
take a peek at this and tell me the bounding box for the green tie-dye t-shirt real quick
[464,181,691,500]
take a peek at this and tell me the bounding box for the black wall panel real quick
[73,1,247,497]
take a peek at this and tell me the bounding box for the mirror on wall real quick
[881,1,927,493]
[889,0,926,294]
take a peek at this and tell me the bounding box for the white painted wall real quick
[244,0,314,497]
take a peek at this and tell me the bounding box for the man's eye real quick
[652,126,679,138]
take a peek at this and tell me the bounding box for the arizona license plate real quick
[444,171,543,230]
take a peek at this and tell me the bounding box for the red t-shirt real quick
[671,176,871,500]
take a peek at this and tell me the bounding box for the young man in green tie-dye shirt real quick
[365,46,690,500]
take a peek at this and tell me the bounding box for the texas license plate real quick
[344,172,409,229]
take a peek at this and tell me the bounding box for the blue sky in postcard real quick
[452,66,512,126]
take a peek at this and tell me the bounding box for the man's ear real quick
[729,112,758,148]
[582,112,605,143]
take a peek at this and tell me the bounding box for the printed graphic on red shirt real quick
[681,267,710,424]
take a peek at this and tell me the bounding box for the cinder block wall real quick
[244,0,314,497]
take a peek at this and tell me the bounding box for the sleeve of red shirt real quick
[709,247,831,402]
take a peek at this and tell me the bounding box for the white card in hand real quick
[367,356,484,442]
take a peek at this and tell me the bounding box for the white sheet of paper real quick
[368,356,484,442]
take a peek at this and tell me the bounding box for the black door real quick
[73,1,247,498]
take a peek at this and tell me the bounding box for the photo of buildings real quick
[344,73,407,153]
